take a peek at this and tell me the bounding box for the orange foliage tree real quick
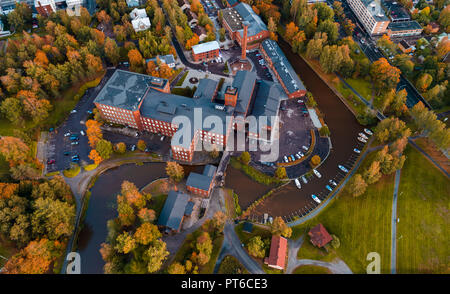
[86,119,103,148]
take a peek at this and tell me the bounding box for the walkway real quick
[213,222,265,274]
[285,235,353,274]
[390,169,401,274]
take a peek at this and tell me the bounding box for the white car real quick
[329,179,337,186]
[297,151,304,157]
[359,133,369,140]
[302,145,309,151]
[338,165,349,173]
[161,136,165,141]
[80,130,85,136]
[131,145,136,151]
[358,137,367,143]
[301,176,308,184]
[70,110,77,114]
[364,128,373,136]
[313,169,322,178]
[311,194,321,204]
[295,154,301,159]
[284,156,289,163]
[353,148,361,154]
[64,132,71,137]
[294,178,301,189]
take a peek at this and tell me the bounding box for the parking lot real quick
[247,51,274,82]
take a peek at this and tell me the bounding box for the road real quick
[339,0,430,109]
[390,169,401,274]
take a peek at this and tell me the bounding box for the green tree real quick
[275,167,287,179]
[247,236,265,259]
[238,151,251,165]
[137,139,146,151]
[146,239,169,273]
[114,142,126,154]
[167,262,186,274]
[96,139,113,160]
[271,216,292,238]
[165,161,184,182]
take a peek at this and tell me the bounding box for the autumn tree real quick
[114,142,126,154]
[247,236,266,258]
[146,239,169,273]
[89,149,103,165]
[363,161,381,184]
[3,239,59,274]
[275,167,287,179]
[370,58,401,94]
[374,117,411,143]
[238,151,251,165]
[347,173,367,197]
[310,155,321,167]
[128,49,144,73]
[0,136,30,165]
[416,73,433,92]
[168,262,186,274]
[165,161,185,182]
[137,140,147,152]
[104,37,120,66]
[134,223,161,246]
[86,119,103,148]
[271,216,292,238]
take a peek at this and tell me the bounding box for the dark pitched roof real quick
[387,20,422,32]
[251,80,287,127]
[157,190,190,231]
[261,39,306,94]
[308,223,333,248]
[184,201,195,216]
[222,3,267,37]
[265,235,287,269]
[193,78,218,101]
[232,70,257,116]
[186,165,217,191]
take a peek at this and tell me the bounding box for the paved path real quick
[390,169,401,274]
[285,236,305,274]
[213,222,265,274]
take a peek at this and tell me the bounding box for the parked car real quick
[297,151,304,157]
[338,165,348,173]
[64,132,71,137]
[297,99,304,103]
[358,133,369,140]
[71,158,80,162]
[160,136,165,141]
[284,156,289,163]
[313,169,322,178]
[71,155,79,159]
[131,145,136,151]
[358,137,367,143]
[353,148,361,154]
[364,128,373,136]
[70,110,77,114]
[71,141,79,145]
[70,136,78,141]
[86,110,93,114]
[80,130,85,136]
[311,194,321,204]
[325,185,333,192]
[295,154,301,159]
[329,179,337,186]
[63,152,70,156]
[294,178,302,189]
[302,145,309,151]
[47,159,55,164]
[290,155,296,161]
[301,175,308,184]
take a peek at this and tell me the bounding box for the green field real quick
[345,78,373,101]
[396,146,450,274]
[291,151,395,273]
[234,222,272,245]
[293,265,331,274]
[297,237,337,262]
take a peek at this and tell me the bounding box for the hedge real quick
[83,163,98,171]
[63,165,81,178]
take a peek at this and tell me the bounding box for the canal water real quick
[77,162,205,274]
[230,39,365,219]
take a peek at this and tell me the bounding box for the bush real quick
[83,163,98,171]
[229,157,281,186]
[319,125,330,137]
[310,155,321,167]
[238,152,251,165]
[331,234,340,249]
[115,142,126,154]
[275,167,287,179]
[218,256,246,274]
[137,140,146,151]
[175,71,189,87]
[233,192,242,216]
[63,165,81,178]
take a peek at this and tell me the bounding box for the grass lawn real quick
[297,238,337,262]
[234,222,272,245]
[217,255,248,274]
[396,145,450,274]
[148,194,168,220]
[345,78,372,101]
[293,265,331,274]
[291,151,395,274]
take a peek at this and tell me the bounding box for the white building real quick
[126,0,139,7]
[130,8,147,19]
[347,0,390,35]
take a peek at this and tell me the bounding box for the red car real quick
[47,159,56,164]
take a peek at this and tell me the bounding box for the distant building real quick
[264,235,288,270]
[220,2,269,53]
[186,165,217,197]
[130,8,151,32]
[225,0,239,7]
[308,224,333,248]
[347,0,390,35]
[192,25,207,42]
[186,8,198,28]
[260,39,307,99]
[387,21,423,37]
[34,0,56,16]
[157,190,190,234]
[191,40,220,62]
[382,0,410,22]
[126,0,139,7]
[146,54,176,68]
[398,40,414,53]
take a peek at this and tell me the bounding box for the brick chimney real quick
[241,21,249,60]
[224,86,238,107]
